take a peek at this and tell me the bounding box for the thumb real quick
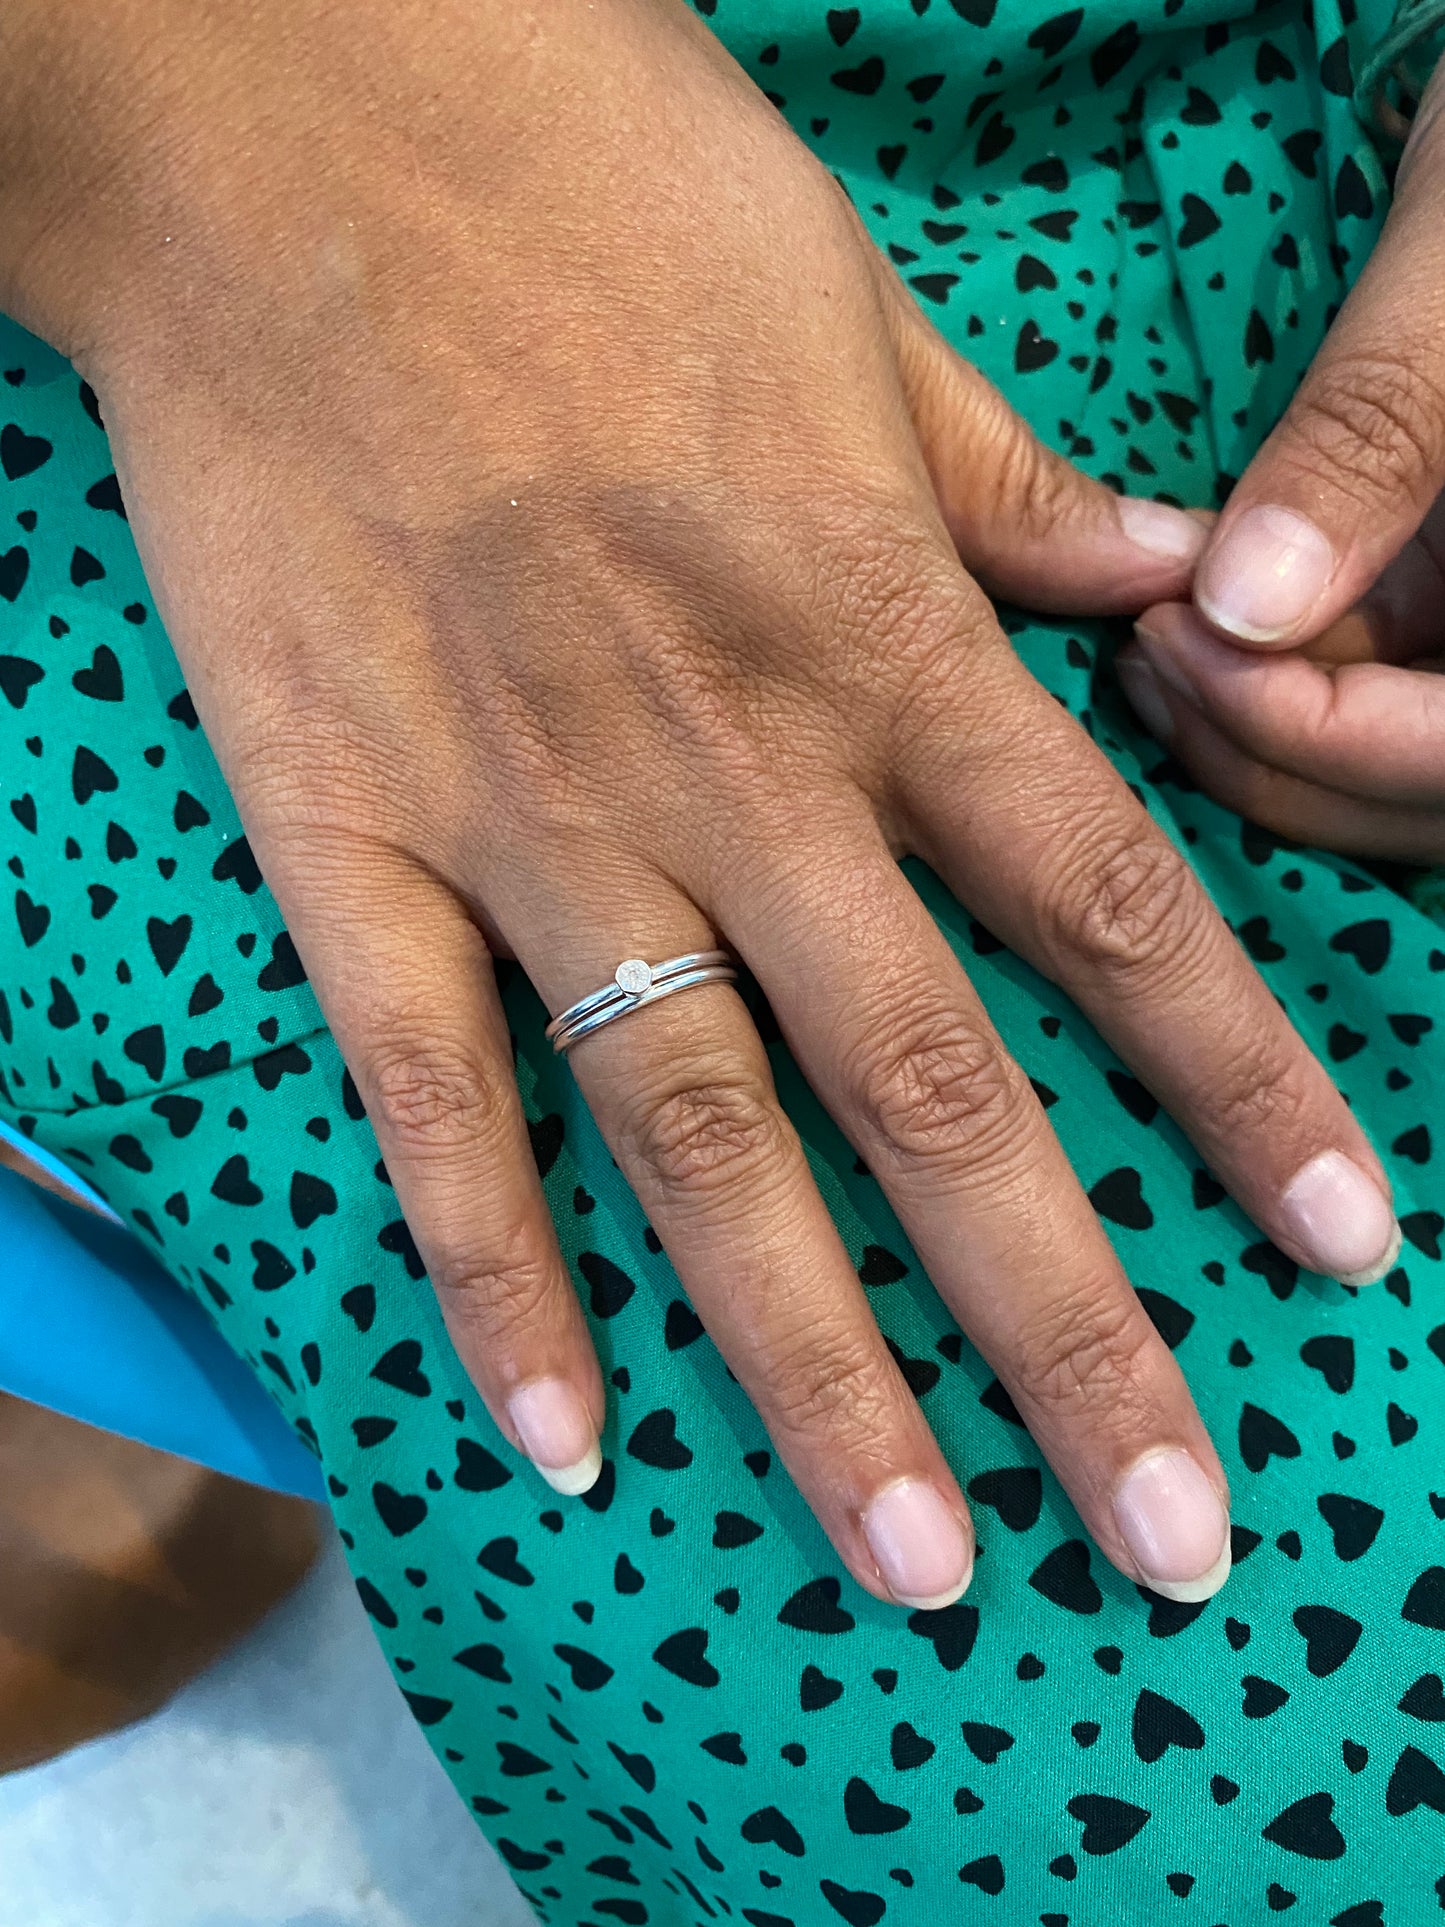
[1195,67,1445,649]
[877,259,1207,614]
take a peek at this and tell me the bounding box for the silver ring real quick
[546,950,737,1055]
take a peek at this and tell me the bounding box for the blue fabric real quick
[0,1124,325,1500]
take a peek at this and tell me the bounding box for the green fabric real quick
[1356,0,1445,145]
[3,2,1444,1921]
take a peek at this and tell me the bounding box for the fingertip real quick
[1337,1218,1402,1289]
[1278,1150,1401,1286]
[536,1436,605,1497]
[1131,604,1279,707]
[1112,1447,1232,1602]
[859,1475,975,1611]
[1115,495,1208,568]
[1141,1536,1232,1605]
[1134,597,1199,644]
[1130,616,1215,705]
[507,1376,604,1495]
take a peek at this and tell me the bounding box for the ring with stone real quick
[545,950,737,1055]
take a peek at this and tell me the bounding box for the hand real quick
[1123,58,1445,859]
[1121,575,1445,861]
[1,0,1397,1610]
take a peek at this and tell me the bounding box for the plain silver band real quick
[547,952,736,1055]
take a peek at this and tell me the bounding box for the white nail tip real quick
[1336,1218,1401,1289]
[535,1441,603,1496]
[1192,594,1291,646]
[893,1577,972,1612]
[1143,1537,1232,1605]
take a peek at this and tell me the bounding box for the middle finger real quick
[712,797,1235,1604]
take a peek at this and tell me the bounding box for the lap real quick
[3,446,1441,1917]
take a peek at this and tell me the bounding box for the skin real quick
[1126,58,1445,859]
[0,0,1395,1607]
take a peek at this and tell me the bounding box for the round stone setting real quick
[615,958,653,997]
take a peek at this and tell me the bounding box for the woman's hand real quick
[0,0,1399,1609]
[1123,59,1445,859]
[1121,582,1445,861]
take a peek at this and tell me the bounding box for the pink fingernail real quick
[1116,653,1176,743]
[861,1477,972,1609]
[1279,1149,1401,1286]
[507,1379,602,1495]
[1116,496,1207,564]
[1196,504,1336,642]
[1113,1448,1231,1603]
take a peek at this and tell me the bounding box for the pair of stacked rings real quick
[546,950,738,1054]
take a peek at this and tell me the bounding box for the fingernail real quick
[861,1477,973,1609]
[1116,495,1208,564]
[507,1379,602,1495]
[1279,1149,1401,1286]
[1116,653,1176,743]
[1196,504,1336,642]
[1113,1448,1231,1603]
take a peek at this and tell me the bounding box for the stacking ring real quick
[546,950,737,1054]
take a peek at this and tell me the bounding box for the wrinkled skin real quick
[0,0,1397,1608]
[1128,61,1445,862]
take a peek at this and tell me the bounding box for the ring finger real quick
[511,868,977,1612]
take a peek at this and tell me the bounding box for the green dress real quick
[2,1,1443,1919]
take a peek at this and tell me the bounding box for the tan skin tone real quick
[0,0,1400,1608]
[1125,62,1445,860]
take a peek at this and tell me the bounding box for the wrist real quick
[0,0,177,356]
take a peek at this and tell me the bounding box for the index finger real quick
[1194,69,1445,647]
[1132,599,1445,804]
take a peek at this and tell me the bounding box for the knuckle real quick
[1014,1286,1155,1422]
[429,1229,559,1338]
[623,1073,784,1200]
[767,1331,900,1450]
[367,1040,508,1157]
[1291,350,1445,512]
[832,525,959,655]
[848,1000,1021,1167]
[792,504,1002,745]
[986,418,1077,547]
[1205,1035,1311,1146]
[621,622,760,766]
[482,697,590,827]
[1044,828,1202,979]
